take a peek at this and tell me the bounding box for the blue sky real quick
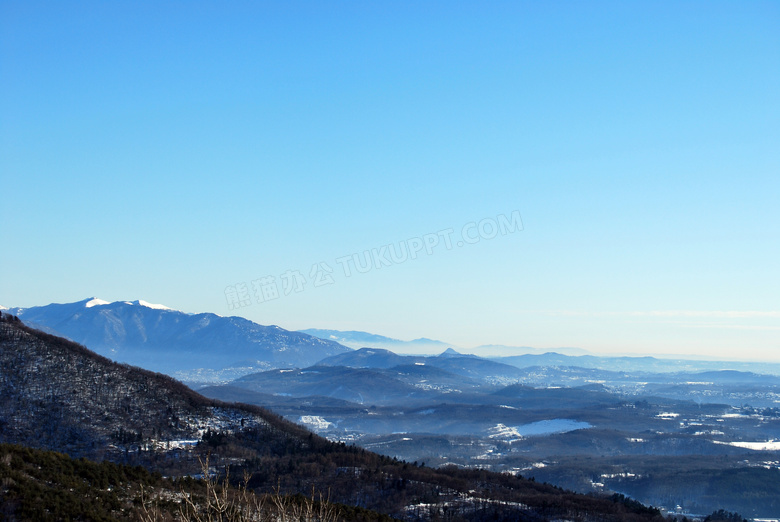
[1,1,778,360]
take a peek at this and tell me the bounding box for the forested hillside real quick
[0,443,391,521]
[0,312,268,463]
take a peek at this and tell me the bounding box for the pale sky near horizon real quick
[1,2,778,361]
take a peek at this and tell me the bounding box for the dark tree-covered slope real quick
[0,313,273,461]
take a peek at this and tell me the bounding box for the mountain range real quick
[3,301,777,518]
[6,298,350,374]
[9,298,778,384]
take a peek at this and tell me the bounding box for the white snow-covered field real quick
[299,415,333,430]
[714,440,780,451]
[488,419,591,441]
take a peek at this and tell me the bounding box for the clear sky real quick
[1,1,778,360]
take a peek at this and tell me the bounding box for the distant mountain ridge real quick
[492,352,780,376]
[299,328,451,352]
[299,329,593,357]
[476,343,592,356]
[6,298,350,374]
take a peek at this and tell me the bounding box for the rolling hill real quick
[317,347,524,384]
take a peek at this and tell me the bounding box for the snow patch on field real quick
[489,419,591,441]
[714,440,780,451]
[299,415,333,430]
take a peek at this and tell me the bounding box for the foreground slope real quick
[0,442,395,522]
[0,312,274,462]
[7,298,350,373]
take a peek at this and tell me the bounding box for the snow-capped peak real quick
[133,299,172,311]
[85,298,173,311]
[85,298,110,308]
[0,305,7,311]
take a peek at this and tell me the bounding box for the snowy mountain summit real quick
[83,297,172,310]
[84,298,111,308]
